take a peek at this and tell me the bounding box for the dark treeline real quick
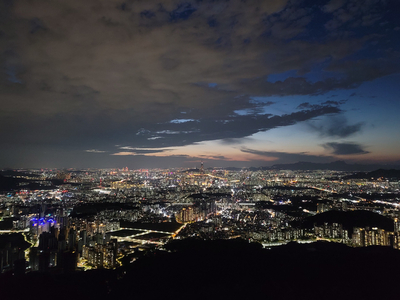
[2,239,400,299]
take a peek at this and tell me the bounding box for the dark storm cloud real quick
[169,3,197,21]
[30,18,47,34]
[0,0,397,167]
[237,76,358,97]
[322,142,369,155]
[123,105,341,148]
[325,54,400,84]
[307,115,364,138]
[297,100,344,110]
[296,102,322,110]
[219,137,254,145]
[321,100,346,106]
[241,148,334,164]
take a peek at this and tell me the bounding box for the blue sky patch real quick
[170,3,197,21]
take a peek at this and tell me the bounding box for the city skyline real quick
[1,166,400,298]
[1,0,400,168]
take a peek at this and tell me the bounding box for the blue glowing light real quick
[31,217,56,226]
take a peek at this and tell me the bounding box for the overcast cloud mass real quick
[1,0,399,168]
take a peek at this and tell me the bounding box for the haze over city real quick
[1,0,399,169]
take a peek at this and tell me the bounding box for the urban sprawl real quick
[1,166,399,274]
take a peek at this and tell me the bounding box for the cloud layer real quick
[0,0,399,167]
[322,142,369,155]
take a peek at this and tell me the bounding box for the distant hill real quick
[71,202,139,217]
[120,220,182,233]
[0,174,62,191]
[301,210,394,232]
[0,218,16,230]
[262,160,400,171]
[0,170,36,178]
[0,233,31,250]
[343,169,400,180]
[0,175,19,191]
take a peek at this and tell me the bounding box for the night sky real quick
[1,0,399,169]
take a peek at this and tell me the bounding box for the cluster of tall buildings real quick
[251,228,305,241]
[82,239,118,269]
[27,205,121,272]
[0,236,26,275]
[175,201,217,223]
[352,227,390,247]
[312,222,398,248]
[314,223,350,241]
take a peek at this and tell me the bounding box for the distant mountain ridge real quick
[343,169,400,180]
[0,173,62,191]
[0,174,19,191]
[258,160,400,172]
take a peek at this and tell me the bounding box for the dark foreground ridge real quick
[2,239,400,300]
